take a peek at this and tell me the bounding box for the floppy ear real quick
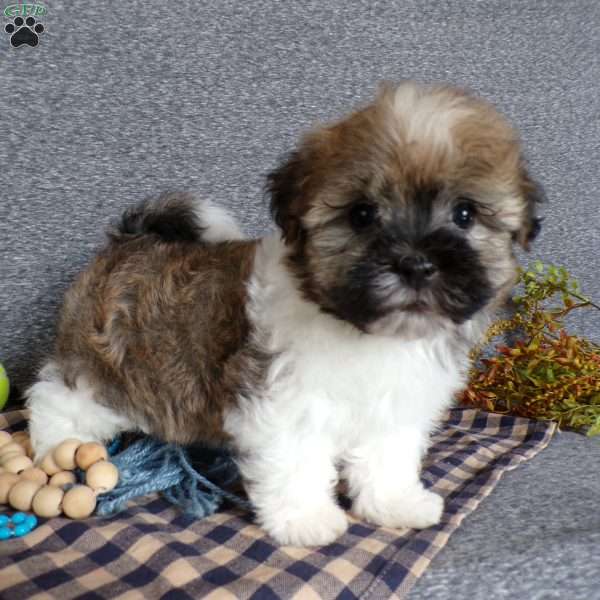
[266,150,307,243]
[267,128,332,244]
[515,166,545,250]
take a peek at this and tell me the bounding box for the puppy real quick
[27,82,541,546]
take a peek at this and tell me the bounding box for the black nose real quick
[395,255,437,289]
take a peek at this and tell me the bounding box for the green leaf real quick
[586,422,600,437]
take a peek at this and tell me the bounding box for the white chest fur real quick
[223,234,478,546]
[227,235,470,452]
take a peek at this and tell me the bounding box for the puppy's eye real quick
[452,201,476,229]
[349,202,377,230]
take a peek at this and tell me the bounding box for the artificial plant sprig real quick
[461,261,600,436]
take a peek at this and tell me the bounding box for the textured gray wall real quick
[1,1,599,395]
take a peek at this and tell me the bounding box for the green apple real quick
[0,363,9,411]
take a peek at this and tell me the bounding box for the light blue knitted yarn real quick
[95,438,252,518]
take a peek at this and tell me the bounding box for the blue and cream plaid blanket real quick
[0,408,554,599]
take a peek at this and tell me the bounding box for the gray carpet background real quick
[1,1,600,394]
[1,2,599,598]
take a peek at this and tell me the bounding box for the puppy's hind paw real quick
[261,501,348,547]
[353,486,444,530]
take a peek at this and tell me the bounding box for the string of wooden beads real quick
[0,431,119,520]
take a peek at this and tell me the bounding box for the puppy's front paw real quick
[353,486,443,530]
[261,501,348,547]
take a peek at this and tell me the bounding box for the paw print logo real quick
[5,16,44,47]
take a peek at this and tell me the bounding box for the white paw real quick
[260,501,348,547]
[353,486,444,530]
[29,438,56,463]
[26,366,134,462]
[28,414,97,462]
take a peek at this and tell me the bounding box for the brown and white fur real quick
[26,82,541,546]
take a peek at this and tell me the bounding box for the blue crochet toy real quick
[97,437,252,518]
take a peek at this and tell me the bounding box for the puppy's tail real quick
[109,192,245,244]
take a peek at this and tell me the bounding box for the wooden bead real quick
[40,452,62,476]
[85,460,119,492]
[53,439,82,471]
[0,452,24,467]
[75,442,107,470]
[8,479,42,511]
[0,472,19,503]
[0,442,26,460]
[20,467,49,486]
[3,455,33,474]
[50,471,77,488]
[0,431,12,448]
[32,485,65,518]
[62,485,97,519]
[11,431,29,446]
[23,439,34,459]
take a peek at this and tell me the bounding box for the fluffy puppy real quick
[27,82,541,546]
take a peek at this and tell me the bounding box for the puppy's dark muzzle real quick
[394,255,437,290]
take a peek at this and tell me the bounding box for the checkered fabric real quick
[0,408,554,599]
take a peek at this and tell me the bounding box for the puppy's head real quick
[268,82,542,338]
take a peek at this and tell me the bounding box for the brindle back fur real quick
[56,235,263,445]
